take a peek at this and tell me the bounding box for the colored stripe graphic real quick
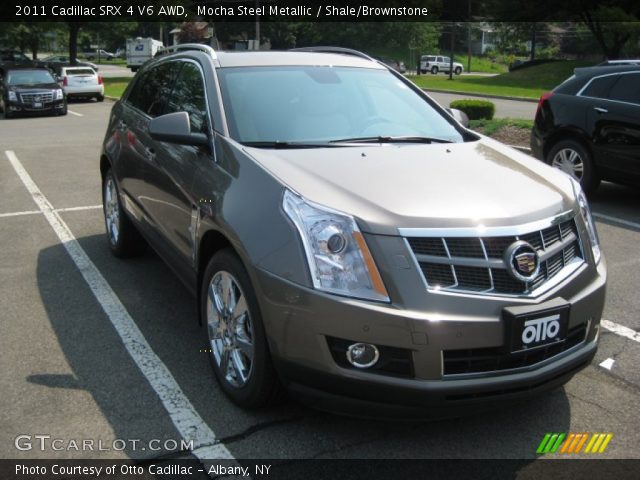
[538,433,613,454]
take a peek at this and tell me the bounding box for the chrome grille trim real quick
[20,91,54,103]
[404,211,585,298]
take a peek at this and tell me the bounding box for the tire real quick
[454,67,462,75]
[59,104,67,116]
[97,94,105,102]
[102,168,145,257]
[201,249,283,409]
[420,69,427,74]
[431,66,439,75]
[546,139,600,194]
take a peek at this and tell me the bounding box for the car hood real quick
[244,137,576,236]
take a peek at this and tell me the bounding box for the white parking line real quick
[54,205,102,212]
[0,205,102,219]
[593,213,640,230]
[67,110,84,117]
[599,358,615,370]
[601,319,640,343]
[5,150,234,464]
[0,209,41,218]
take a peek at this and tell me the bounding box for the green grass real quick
[453,55,508,74]
[103,77,131,98]
[409,60,593,99]
[469,118,534,136]
[366,47,508,73]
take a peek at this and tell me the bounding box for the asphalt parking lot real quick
[1,100,639,469]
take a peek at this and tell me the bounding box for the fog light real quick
[346,342,379,368]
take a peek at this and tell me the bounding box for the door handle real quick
[594,107,608,114]
[144,147,155,161]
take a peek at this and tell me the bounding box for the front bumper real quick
[6,99,65,114]
[254,256,606,417]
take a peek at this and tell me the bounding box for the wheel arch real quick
[542,127,592,162]
[100,153,112,181]
[196,229,236,325]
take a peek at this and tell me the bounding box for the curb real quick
[422,88,538,103]
[105,96,119,101]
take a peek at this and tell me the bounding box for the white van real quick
[126,38,164,72]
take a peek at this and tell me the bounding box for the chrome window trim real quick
[398,209,576,238]
[576,70,640,106]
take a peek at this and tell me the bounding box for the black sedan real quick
[531,65,640,193]
[0,67,67,118]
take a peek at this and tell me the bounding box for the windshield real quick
[217,66,464,144]
[7,70,55,86]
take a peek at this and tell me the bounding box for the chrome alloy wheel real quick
[207,271,254,388]
[104,176,120,245]
[551,147,584,180]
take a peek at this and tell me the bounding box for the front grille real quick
[406,216,584,296]
[20,91,54,103]
[442,322,588,376]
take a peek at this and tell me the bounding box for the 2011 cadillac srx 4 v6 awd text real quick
[100,45,606,417]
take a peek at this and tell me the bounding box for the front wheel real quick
[201,249,283,408]
[546,139,600,194]
[454,67,462,75]
[102,169,145,257]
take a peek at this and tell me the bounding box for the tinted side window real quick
[581,75,618,99]
[608,73,640,105]
[166,62,208,134]
[126,62,180,117]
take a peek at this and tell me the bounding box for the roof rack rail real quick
[289,46,375,62]
[160,43,217,59]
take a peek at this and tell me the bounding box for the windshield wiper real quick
[242,140,344,149]
[330,135,453,144]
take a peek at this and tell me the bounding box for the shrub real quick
[449,99,495,120]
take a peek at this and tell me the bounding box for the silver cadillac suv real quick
[100,45,606,417]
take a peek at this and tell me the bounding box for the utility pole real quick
[449,23,455,81]
[467,0,472,73]
[255,0,260,50]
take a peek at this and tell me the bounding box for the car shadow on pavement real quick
[36,235,572,464]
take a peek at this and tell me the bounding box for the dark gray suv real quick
[101,45,606,417]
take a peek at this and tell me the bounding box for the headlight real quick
[283,190,389,302]
[8,91,17,102]
[570,178,601,264]
[55,89,64,100]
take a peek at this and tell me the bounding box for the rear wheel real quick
[201,249,283,408]
[102,168,145,257]
[97,94,105,102]
[431,66,439,75]
[546,139,599,194]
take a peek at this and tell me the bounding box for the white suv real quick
[420,55,464,75]
[60,66,104,102]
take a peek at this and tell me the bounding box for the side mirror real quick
[448,108,470,128]
[148,111,209,146]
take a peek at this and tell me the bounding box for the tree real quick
[578,4,639,59]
